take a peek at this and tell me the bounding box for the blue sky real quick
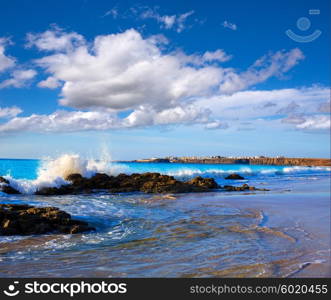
[0,0,330,159]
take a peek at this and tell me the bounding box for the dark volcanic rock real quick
[225,173,245,180]
[1,185,20,194]
[36,186,73,196]
[0,176,9,184]
[0,204,95,236]
[2,172,269,196]
[186,176,219,189]
[223,184,269,192]
[65,173,83,182]
[35,172,220,195]
[113,173,219,193]
[0,177,20,194]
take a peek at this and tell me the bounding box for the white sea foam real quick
[4,152,127,194]
[282,166,331,173]
[160,165,331,178]
[167,167,257,177]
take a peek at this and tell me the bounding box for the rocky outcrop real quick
[223,184,269,192]
[0,176,9,184]
[1,185,20,194]
[186,176,219,189]
[225,173,245,180]
[0,176,20,194]
[1,173,269,196]
[0,204,95,235]
[36,172,220,195]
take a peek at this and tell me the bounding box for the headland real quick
[133,156,331,166]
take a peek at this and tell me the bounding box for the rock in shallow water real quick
[225,173,245,180]
[0,176,9,184]
[36,172,220,195]
[1,173,268,195]
[0,204,95,236]
[223,184,269,191]
[0,176,20,194]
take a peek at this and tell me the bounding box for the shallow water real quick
[0,159,330,277]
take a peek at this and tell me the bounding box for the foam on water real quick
[282,166,331,173]
[3,153,127,194]
[158,166,331,179]
[166,167,255,177]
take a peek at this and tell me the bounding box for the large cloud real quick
[33,28,224,111]
[1,86,328,134]
[30,28,304,113]
[196,86,330,131]
[0,105,212,134]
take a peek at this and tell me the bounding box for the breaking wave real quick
[163,166,330,179]
[282,166,331,173]
[2,153,127,194]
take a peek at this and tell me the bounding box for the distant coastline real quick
[132,156,331,166]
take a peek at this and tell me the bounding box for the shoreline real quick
[131,156,331,167]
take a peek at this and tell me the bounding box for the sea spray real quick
[3,153,127,194]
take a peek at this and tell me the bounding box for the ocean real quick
[0,155,330,277]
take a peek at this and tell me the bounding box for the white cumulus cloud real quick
[0,110,119,134]
[29,28,303,112]
[0,69,37,88]
[38,76,61,89]
[31,28,223,111]
[0,106,22,119]
[0,38,37,89]
[202,49,232,63]
[0,105,214,134]
[0,38,15,72]
[26,25,85,52]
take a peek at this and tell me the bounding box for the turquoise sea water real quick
[1,158,329,188]
[0,158,330,277]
